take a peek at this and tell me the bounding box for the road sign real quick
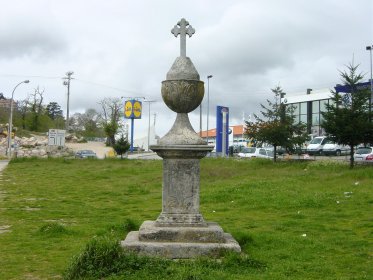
[48,129,65,146]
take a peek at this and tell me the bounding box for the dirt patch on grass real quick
[0,225,11,234]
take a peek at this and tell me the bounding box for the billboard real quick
[124,100,142,119]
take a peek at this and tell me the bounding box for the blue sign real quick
[216,106,229,155]
[334,81,370,93]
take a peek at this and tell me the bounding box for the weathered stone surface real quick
[162,80,204,113]
[139,221,226,243]
[166,57,200,80]
[157,114,206,146]
[122,230,241,259]
[155,158,204,227]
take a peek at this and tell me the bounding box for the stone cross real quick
[171,18,195,57]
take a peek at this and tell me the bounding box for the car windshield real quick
[242,147,256,154]
[309,138,324,144]
[356,147,372,154]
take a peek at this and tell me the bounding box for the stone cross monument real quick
[121,18,240,258]
[171,18,195,58]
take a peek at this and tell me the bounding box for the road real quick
[0,160,9,173]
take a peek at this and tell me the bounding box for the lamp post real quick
[366,45,373,116]
[7,80,30,159]
[143,100,156,151]
[206,75,213,144]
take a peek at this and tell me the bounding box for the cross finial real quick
[171,18,195,57]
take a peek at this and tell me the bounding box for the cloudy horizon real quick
[1,0,372,137]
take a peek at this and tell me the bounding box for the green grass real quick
[0,158,372,279]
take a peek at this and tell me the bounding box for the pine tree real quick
[245,86,308,162]
[113,134,130,159]
[321,63,373,168]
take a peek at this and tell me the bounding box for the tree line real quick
[0,90,126,146]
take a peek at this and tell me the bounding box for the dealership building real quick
[281,81,371,137]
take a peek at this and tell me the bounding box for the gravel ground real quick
[65,141,114,159]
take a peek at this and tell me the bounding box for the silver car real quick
[238,147,274,159]
[353,147,373,163]
[75,150,97,159]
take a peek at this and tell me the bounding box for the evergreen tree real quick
[46,102,63,120]
[113,134,130,159]
[321,63,373,168]
[245,86,308,161]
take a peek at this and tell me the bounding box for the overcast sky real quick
[0,0,372,137]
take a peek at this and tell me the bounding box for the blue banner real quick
[334,81,370,93]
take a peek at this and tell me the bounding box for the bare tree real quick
[29,86,45,131]
[98,97,123,146]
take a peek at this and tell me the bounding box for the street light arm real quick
[11,80,29,97]
[7,80,30,159]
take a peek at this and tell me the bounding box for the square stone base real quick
[121,221,241,259]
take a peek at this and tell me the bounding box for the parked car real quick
[238,147,274,159]
[353,147,373,163]
[322,140,349,156]
[231,145,246,153]
[75,150,97,159]
[306,136,328,155]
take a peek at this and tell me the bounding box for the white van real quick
[322,139,349,156]
[306,136,328,155]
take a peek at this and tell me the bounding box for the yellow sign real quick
[124,100,133,118]
[133,101,142,118]
[124,100,142,119]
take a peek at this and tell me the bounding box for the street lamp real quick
[366,45,373,116]
[7,80,30,159]
[143,100,156,151]
[206,75,213,144]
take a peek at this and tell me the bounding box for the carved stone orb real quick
[161,80,204,113]
[161,56,204,113]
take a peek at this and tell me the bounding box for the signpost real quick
[48,129,65,146]
[216,106,229,157]
[124,99,142,152]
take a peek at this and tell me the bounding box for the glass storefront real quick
[288,99,330,136]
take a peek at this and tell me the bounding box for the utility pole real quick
[143,100,156,151]
[206,75,213,144]
[63,71,74,131]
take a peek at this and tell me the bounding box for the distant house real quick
[200,124,247,146]
[0,93,17,110]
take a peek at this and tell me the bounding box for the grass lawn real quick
[0,158,372,279]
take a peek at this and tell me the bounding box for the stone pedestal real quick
[121,145,241,258]
[121,18,240,258]
[122,221,240,259]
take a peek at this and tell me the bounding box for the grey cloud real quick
[0,22,67,59]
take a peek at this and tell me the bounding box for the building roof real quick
[200,124,244,138]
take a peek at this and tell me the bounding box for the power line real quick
[74,79,146,95]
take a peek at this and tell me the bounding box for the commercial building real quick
[281,89,331,136]
[281,81,371,137]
